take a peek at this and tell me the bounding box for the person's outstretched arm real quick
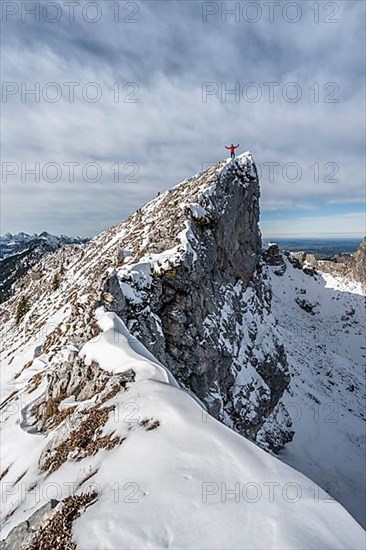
[235,144,240,148]
[225,146,230,149]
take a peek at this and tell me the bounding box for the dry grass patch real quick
[28,492,98,550]
[14,471,27,485]
[28,373,43,393]
[54,406,76,426]
[140,418,160,431]
[35,389,77,431]
[42,389,67,421]
[0,390,18,411]
[100,384,122,404]
[0,464,11,480]
[77,469,99,489]
[42,405,124,474]
[13,360,34,380]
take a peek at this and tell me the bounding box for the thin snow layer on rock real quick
[117,221,197,292]
[202,279,288,436]
[267,256,366,527]
[188,202,208,220]
[116,152,255,276]
[0,303,72,401]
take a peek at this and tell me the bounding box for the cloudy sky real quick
[2,0,365,238]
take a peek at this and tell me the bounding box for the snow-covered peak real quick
[0,156,364,548]
[0,232,87,260]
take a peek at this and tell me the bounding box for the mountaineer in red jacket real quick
[225,144,240,158]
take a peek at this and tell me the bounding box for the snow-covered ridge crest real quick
[80,307,179,387]
[116,151,257,277]
[105,152,259,307]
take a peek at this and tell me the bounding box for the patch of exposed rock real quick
[262,244,287,275]
[1,494,98,550]
[291,237,366,290]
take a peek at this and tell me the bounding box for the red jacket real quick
[225,145,239,153]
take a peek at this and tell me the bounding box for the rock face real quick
[0,500,59,550]
[352,237,366,289]
[104,155,293,451]
[262,244,287,275]
[292,237,366,291]
[0,154,293,455]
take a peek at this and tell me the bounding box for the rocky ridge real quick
[292,237,366,291]
[0,152,293,454]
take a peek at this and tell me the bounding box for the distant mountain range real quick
[0,232,87,261]
[0,232,88,302]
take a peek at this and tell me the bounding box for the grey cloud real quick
[1,0,365,236]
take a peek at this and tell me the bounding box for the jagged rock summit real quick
[0,153,364,549]
[102,153,292,451]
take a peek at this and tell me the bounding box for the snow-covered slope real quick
[1,154,365,547]
[1,308,364,549]
[265,252,366,527]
